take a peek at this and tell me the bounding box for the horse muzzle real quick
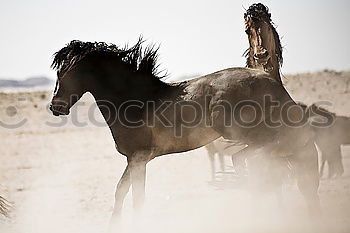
[50,103,70,116]
[254,47,270,64]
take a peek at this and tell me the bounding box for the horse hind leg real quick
[296,172,321,217]
[320,145,343,179]
[293,143,321,216]
[331,146,344,178]
[231,146,252,175]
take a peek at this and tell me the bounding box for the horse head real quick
[49,38,165,117]
[49,41,93,116]
[244,3,283,82]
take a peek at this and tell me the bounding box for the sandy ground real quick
[0,70,349,233]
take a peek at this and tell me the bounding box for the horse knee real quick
[115,181,130,200]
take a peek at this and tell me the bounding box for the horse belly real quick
[152,126,220,155]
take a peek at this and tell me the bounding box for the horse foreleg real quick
[111,164,131,220]
[205,143,217,181]
[207,151,216,181]
[129,159,147,211]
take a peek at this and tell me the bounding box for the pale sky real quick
[0,0,349,81]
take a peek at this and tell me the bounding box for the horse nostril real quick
[50,104,61,116]
[254,50,269,60]
[49,104,56,114]
[49,105,55,114]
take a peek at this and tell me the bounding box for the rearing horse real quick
[205,3,286,178]
[49,9,320,221]
[244,4,346,180]
[244,3,283,82]
[237,4,320,209]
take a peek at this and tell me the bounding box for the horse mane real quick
[51,37,165,80]
[244,3,283,69]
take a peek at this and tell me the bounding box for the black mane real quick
[51,37,165,80]
[244,3,283,68]
[245,3,271,22]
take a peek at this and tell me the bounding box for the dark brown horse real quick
[234,3,320,211]
[318,115,349,178]
[245,5,331,212]
[305,104,348,178]
[49,7,320,220]
[243,4,346,180]
[205,3,285,178]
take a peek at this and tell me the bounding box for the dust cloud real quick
[1,70,350,233]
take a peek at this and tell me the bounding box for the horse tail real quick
[0,195,10,217]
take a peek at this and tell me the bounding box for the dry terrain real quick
[0,70,349,233]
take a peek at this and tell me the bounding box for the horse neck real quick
[89,70,158,103]
[262,26,281,81]
[87,69,175,129]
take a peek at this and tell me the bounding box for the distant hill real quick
[166,74,201,82]
[0,77,54,89]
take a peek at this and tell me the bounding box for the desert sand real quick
[0,70,349,233]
